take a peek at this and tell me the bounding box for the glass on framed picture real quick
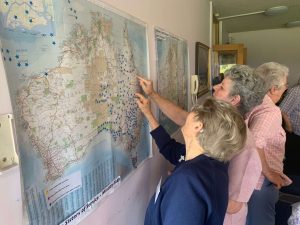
[195,42,209,97]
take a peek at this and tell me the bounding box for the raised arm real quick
[135,93,159,130]
[137,76,188,126]
[135,93,185,165]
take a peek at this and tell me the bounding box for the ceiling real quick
[211,0,300,33]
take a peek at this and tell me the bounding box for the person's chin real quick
[213,94,220,100]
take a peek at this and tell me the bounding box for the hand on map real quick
[137,76,154,96]
[135,93,151,116]
[135,93,159,130]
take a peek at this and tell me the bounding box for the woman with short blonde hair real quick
[192,98,246,162]
[135,94,246,225]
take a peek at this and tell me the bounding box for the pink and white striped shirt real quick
[246,95,292,187]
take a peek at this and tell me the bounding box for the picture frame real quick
[195,42,209,97]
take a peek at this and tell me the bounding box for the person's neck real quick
[185,139,204,161]
[267,92,277,104]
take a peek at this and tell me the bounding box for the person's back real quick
[246,62,292,225]
[247,94,285,176]
[280,83,300,175]
[145,152,228,225]
[280,84,300,135]
[136,96,247,225]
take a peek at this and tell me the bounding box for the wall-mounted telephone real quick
[191,75,199,95]
[191,75,199,105]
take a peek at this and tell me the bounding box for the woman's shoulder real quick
[248,100,281,121]
[173,155,228,183]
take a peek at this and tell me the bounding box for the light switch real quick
[0,114,19,171]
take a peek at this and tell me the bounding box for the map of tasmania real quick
[0,1,150,224]
[155,28,188,133]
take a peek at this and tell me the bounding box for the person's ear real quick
[230,95,241,106]
[194,121,203,133]
[269,86,277,95]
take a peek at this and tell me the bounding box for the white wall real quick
[229,27,300,86]
[0,1,210,225]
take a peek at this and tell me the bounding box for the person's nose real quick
[213,84,220,91]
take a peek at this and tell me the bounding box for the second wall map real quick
[155,28,189,134]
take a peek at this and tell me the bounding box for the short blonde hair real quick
[192,97,246,162]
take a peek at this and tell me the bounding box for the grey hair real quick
[254,62,289,91]
[224,65,266,116]
[191,97,246,162]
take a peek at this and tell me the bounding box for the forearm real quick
[282,112,293,132]
[256,148,270,177]
[143,111,159,131]
[149,92,188,126]
[257,147,285,188]
[150,126,186,165]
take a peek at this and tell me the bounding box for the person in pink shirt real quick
[246,62,292,225]
[137,65,265,225]
[213,66,264,225]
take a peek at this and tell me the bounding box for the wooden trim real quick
[212,44,245,64]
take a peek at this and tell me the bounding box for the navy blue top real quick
[144,126,229,225]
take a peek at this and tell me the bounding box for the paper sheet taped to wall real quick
[0,114,19,171]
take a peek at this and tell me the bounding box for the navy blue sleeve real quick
[160,172,207,225]
[150,126,186,166]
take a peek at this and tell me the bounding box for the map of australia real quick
[0,0,150,224]
[18,12,144,181]
[155,28,188,134]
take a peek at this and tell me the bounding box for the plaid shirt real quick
[280,85,300,136]
[246,95,291,187]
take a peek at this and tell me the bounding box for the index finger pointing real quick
[137,75,147,82]
[135,92,145,100]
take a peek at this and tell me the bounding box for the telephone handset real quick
[191,75,199,95]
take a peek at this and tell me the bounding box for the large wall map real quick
[155,28,188,134]
[0,0,150,224]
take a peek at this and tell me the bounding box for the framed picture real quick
[195,42,209,97]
